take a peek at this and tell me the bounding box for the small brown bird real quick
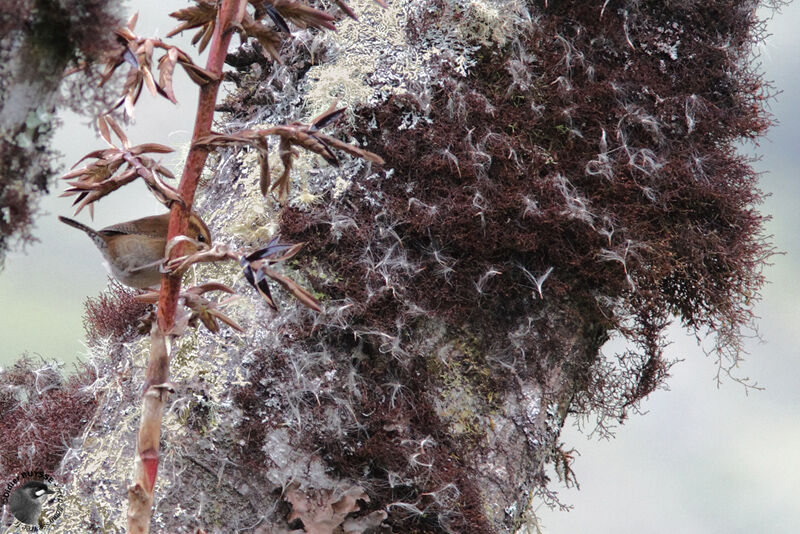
[59,213,211,288]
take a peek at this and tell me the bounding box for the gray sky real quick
[1,1,798,532]
[0,0,199,364]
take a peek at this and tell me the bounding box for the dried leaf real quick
[116,26,137,43]
[270,125,338,165]
[240,236,321,312]
[99,56,123,87]
[194,130,262,147]
[127,12,139,31]
[141,169,183,208]
[183,293,220,333]
[187,282,237,295]
[61,164,99,181]
[301,131,339,165]
[105,115,129,148]
[196,105,383,201]
[265,3,291,33]
[142,64,160,97]
[153,163,175,179]
[180,284,244,334]
[122,74,143,117]
[199,312,220,333]
[60,121,180,213]
[97,116,113,146]
[264,268,322,312]
[274,137,295,201]
[178,57,218,85]
[158,48,179,103]
[168,1,217,37]
[162,242,240,274]
[196,22,215,53]
[334,0,359,20]
[242,263,278,310]
[130,143,175,155]
[231,0,249,30]
[69,149,118,168]
[257,138,271,196]
[69,166,112,197]
[311,104,345,131]
[143,36,156,62]
[121,46,139,68]
[272,1,336,31]
[65,166,140,215]
[332,0,387,21]
[241,16,283,63]
[245,237,304,263]
[209,309,244,332]
[313,132,385,164]
[100,17,214,112]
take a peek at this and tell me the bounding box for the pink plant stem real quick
[157,0,244,335]
[128,3,245,532]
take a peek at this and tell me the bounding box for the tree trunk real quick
[0,0,119,265]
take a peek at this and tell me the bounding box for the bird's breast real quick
[105,235,166,288]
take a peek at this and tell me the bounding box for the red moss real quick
[230,333,498,532]
[282,0,774,418]
[83,279,152,343]
[0,357,97,477]
[226,0,782,527]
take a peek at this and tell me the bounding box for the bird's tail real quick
[58,216,102,242]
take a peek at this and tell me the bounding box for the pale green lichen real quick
[332,176,351,199]
[302,0,415,120]
[435,370,486,437]
[170,331,200,371]
[303,257,343,286]
[127,334,153,369]
[428,338,500,441]
[222,184,278,243]
[228,140,327,223]
[191,259,241,290]
[454,0,530,48]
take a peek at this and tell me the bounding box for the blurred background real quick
[0,0,200,365]
[0,2,797,532]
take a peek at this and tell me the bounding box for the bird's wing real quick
[100,214,168,237]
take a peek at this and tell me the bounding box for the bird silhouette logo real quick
[3,474,65,531]
[9,481,54,527]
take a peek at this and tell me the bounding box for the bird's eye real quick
[198,234,205,242]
